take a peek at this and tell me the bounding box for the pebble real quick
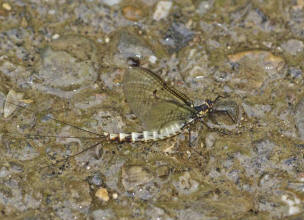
[95,188,110,202]
[88,172,104,186]
[228,50,285,90]
[244,9,266,28]
[34,35,98,98]
[92,209,116,219]
[112,193,118,199]
[287,67,302,79]
[2,3,11,11]
[121,165,153,191]
[172,172,199,195]
[292,0,304,10]
[52,34,60,40]
[0,167,9,178]
[242,103,271,119]
[103,29,156,68]
[0,9,7,16]
[205,133,216,148]
[281,194,301,215]
[156,165,170,179]
[281,39,304,55]
[101,0,121,6]
[122,6,143,21]
[35,47,97,97]
[295,98,304,140]
[149,55,157,63]
[228,50,284,72]
[197,1,212,15]
[153,1,172,21]
[162,23,194,52]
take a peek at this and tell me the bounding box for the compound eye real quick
[206,99,213,106]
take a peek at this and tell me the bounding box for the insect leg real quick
[200,119,230,135]
[213,95,225,103]
[188,126,192,147]
[40,142,102,171]
[212,109,236,123]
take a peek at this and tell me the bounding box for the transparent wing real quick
[142,101,193,130]
[123,67,195,130]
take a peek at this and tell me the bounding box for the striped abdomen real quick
[103,120,192,142]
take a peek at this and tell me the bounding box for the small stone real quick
[153,1,172,21]
[103,29,156,68]
[197,1,212,15]
[244,10,266,27]
[149,55,157,64]
[293,0,304,10]
[122,6,143,21]
[95,188,109,202]
[2,3,11,11]
[228,50,284,72]
[228,50,285,90]
[172,172,199,195]
[205,133,216,148]
[242,103,271,119]
[48,9,56,15]
[0,167,9,178]
[92,209,116,219]
[112,193,118,199]
[162,23,194,52]
[156,165,170,179]
[295,98,304,140]
[287,67,302,79]
[101,0,121,6]
[88,172,104,186]
[281,39,304,55]
[121,165,153,191]
[281,194,301,216]
[35,37,98,98]
[52,34,60,40]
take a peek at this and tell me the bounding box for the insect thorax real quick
[194,100,214,117]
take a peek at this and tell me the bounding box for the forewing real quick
[142,101,193,130]
[123,67,195,130]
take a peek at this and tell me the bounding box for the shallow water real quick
[0,0,304,219]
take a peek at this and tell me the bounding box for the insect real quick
[3,59,236,167]
[102,59,235,143]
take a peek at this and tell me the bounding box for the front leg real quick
[212,109,236,123]
[200,119,231,135]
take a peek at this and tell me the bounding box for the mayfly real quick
[3,58,236,166]
[103,58,235,143]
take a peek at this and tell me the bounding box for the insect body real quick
[102,65,218,143]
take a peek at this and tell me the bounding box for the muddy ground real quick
[0,0,303,219]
